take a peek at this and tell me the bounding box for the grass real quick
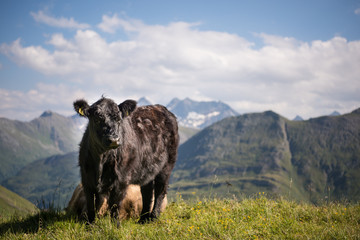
[0,186,38,219]
[1,194,359,239]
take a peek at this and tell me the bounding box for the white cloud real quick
[97,13,150,33]
[0,84,87,120]
[1,15,360,120]
[98,14,128,33]
[30,10,90,29]
[47,33,76,50]
[355,8,360,15]
[97,14,120,33]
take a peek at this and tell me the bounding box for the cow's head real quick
[74,97,137,150]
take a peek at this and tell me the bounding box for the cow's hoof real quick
[138,217,149,224]
[138,216,154,224]
[138,214,158,224]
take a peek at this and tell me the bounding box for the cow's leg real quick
[108,185,127,219]
[94,193,103,211]
[139,180,154,223]
[81,167,99,223]
[151,150,177,220]
[95,193,106,217]
[150,171,169,220]
[84,188,96,223]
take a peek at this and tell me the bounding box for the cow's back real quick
[132,104,176,131]
[131,104,178,150]
[117,105,179,185]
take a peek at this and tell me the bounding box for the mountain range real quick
[0,97,214,181]
[137,97,238,129]
[292,111,341,121]
[2,152,79,208]
[0,98,359,208]
[0,123,198,207]
[166,98,238,129]
[0,111,83,182]
[0,97,218,206]
[170,108,360,203]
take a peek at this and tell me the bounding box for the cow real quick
[67,183,167,220]
[73,97,179,223]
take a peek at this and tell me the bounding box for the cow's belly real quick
[129,151,168,186]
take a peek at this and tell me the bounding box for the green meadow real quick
[1,194,359,239]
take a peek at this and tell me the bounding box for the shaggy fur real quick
[67,183,167,220]
[73,97,178,223]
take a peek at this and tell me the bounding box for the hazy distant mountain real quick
[166,98,238,129]
[2,152,80,208]
[0,111,83,182]
[137,97,152,106]
[134,97,238,129]
[329,111,340,116]
[292,111,340,121]
[3,102,359,207]
[293,115,304,121]
[171,108,360,203]
[0,108,198,207]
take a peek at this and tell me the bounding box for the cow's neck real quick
[88,135,107,159]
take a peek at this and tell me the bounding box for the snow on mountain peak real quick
[180,111,221,128]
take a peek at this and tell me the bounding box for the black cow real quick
[73,97,179,223]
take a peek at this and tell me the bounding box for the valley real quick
[0,98,359,208]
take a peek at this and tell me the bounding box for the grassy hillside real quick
[2,152,80,208]
[171,111,302,200]
[1,196,359,239]
[286,108,360,202]
[2,108,359,211]
[0,112,82,182]
[171,109,360,203]
[178,125,199,144]
[0,115,197,209]
[0,185,37,218]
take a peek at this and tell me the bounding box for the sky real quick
[1,0,360,121]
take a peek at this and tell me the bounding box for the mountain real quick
[329,111,341,116]
[2,152,80,208]
[286,109,360,202]
[178,126,199,145]
[0,111,83,182]
[0,185,37,217]
[137,97,200,144]
[171,108,360,203]
[137,97,152,106]
[166,98,238,129]
[171,111,297,199]
[3,103,357,207]
[293,115,304,121]
[0,127,198,208]
[137,97,238,129]
[0,108,197,207]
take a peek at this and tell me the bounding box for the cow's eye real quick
[93,114,103,124]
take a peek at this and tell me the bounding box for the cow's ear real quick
[118,100,137,118]
[73,99,90,117]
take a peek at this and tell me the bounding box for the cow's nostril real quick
[108,138,120,148]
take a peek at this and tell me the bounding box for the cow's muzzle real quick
[107,137,120,149]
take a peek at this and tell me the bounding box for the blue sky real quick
[1,0,360,120]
